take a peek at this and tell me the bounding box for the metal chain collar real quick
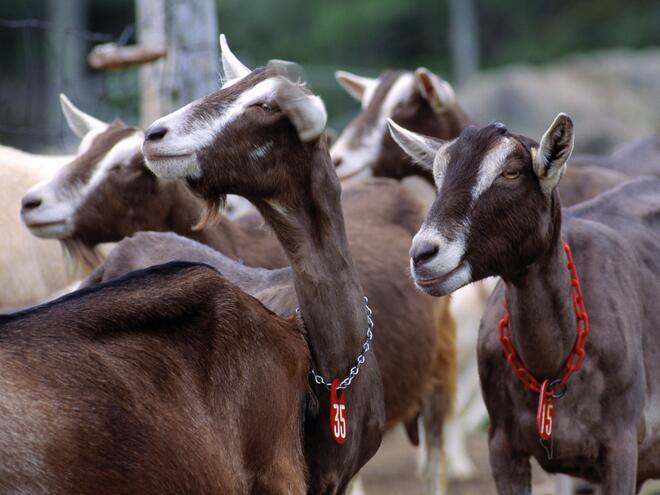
[297,296,374,391]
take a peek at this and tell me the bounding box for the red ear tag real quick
[537,379,555,441]
[330,378,347,444]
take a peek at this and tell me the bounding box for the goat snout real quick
[145,126,168,142]
[410,240,439,268]
[21,193,43,212]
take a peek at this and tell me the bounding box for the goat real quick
[80,38,457,494]
[140,47,392,493]
[1,45,396,494]
[331,68,629,484]
[0,144,93,311]
[390,114,660,494]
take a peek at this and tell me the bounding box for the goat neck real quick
[254,142,368,379]
[504,198,577,379]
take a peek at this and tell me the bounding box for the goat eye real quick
[502,169,520,180]
[109,164,121,172]
[259,103,273,112]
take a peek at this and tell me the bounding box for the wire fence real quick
[0,16,146,152]
[0,14,367,154]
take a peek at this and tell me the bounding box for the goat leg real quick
[600,430,638,495]
[488,427,532,495]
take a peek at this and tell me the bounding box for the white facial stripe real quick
[471,138,515,201]
[149,78,281,156]
[380,73,415,120]
[22,131,143,235]
[84,132,143,195]
[332,73,416,181]
[432,141,453,188]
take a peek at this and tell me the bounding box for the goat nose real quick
[410,240,439,267]
[21,194,42,211]
[145,126,168,142]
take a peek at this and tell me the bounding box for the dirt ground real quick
[359,427,660,494]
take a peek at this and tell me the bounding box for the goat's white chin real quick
[412,262,472,297]
[24,219,72,239]
[144,153,201,179]
[22,206,74,239]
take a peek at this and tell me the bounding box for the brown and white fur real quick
[80,38,457,493]
[390,114,660,494]
[140,42,390,494]
[21,95,287,269]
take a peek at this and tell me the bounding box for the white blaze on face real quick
[333,73,416,181]
[410,136,516,292]
[471,138,515,201]
[21,131,143,238]
[143,78,282,180]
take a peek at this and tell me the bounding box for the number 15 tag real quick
[330,378,348,444]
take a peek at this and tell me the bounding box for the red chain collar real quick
[498,240,589,445]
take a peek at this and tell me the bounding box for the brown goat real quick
[140,52,390,494]
[391,115,660,494]
[0,262,310,494]
[81,40,456,493]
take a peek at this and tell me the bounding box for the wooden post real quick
[136,0,219,127]
[448,0,480,85]
[46,0,87,147]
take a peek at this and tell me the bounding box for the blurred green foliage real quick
[1,0,659,145]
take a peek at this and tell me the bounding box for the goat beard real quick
[60,239,106,274]
[192,193,227,231]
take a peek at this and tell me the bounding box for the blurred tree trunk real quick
[448,0,479,84]
[136,0,219,127]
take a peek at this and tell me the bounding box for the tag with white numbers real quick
[330,378,347,444]
[537,379,555,441]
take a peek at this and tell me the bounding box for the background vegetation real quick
[1,0,659,150]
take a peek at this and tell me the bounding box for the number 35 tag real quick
[330,378,347,444]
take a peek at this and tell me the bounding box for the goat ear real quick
[219,34,250,82]
[59,94,107,138]
[335,70,378,103]
[276,82,327,142]
[387,119,443,171]
[533,113,574,194]
[415,68,456,115]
